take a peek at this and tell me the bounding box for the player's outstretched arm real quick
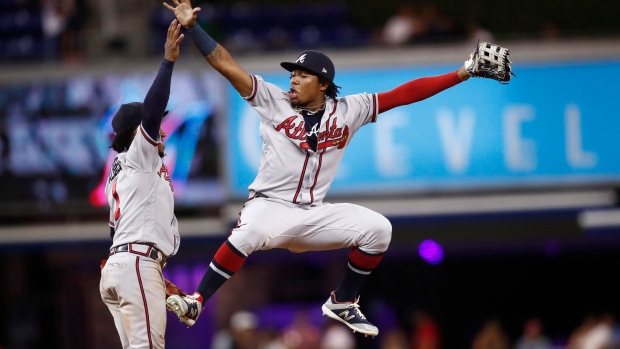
[163,0,253,97]
[376,47,481,114]
[142,19,184,140]
[377,69,465,114]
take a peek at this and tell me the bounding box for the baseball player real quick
[99,20,184,349]
[164,0,512,338]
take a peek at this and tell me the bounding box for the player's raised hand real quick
[164,19,184,62]
[163,0,200,28]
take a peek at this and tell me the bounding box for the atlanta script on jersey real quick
[244,75,379,205]
[105,125,180,257]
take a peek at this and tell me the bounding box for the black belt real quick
[109,243,166,263]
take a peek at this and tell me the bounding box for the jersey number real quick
[112,181,121,220]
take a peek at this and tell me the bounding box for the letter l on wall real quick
[565,104,597,169]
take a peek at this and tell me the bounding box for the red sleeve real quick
[377,70,462,114]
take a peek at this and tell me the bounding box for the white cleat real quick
[321,291,379,338]
[166,292,204,328]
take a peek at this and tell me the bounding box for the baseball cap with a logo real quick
[280,50,335,83]
[111,102,168,134]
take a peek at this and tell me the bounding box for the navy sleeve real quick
[142,59,175,140]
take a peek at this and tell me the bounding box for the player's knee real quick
[229,228,267,256]
[364,215,392,252]
[374,216,392,250]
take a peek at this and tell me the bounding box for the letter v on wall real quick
[436,107,475,174]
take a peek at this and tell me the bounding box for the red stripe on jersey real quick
[112,181,121,220]
[349,247,384,270]
[328,99,338,116]
[140,125,159,146]
[246,75,259,102]
[371,94,378,122]
[309,149,325,204]
[213,241,246,273]
[293,151,310,203]
[135,257,154,349]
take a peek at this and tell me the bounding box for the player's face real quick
[158,128,166,157]
[288,70,328,108]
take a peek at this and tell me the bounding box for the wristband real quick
[187,24,218,57]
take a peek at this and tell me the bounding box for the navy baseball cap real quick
[111,102,168,134]
[280,50,335,83]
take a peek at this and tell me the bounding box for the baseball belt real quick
[109,243,167,267]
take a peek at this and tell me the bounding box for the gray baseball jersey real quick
[226,75,391,258]
[101,124,179,348]
[244,75,378,204]
[105,125,180,257]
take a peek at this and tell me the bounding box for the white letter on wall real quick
[503,105,537,171]
[565,104,597,168]
[375,111,409,177]
[436,108,475,174]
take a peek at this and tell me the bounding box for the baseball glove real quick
[464,40,516,84]
[165,279,187,299]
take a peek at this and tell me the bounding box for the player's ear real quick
[317,75,330,92]
[318,81,329,92]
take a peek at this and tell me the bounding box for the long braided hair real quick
[109,127,137,153]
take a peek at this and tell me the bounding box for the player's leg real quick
[109,254,167,348]
[289,203,392,336]
[258,202,392,301]
[100,261,131,349]
[102,302,131,348]
[131,258,167,349]
[200,198,301,296]
[304,203,391,298]
[168,197,300,325]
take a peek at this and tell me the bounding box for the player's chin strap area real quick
[109,243,168,269]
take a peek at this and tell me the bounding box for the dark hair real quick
[110,127,137,153]
[318,75,341,99]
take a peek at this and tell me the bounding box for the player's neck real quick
[294,98,326,114]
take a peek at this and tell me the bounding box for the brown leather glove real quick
[165,279,188,299]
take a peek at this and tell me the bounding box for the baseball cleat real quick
[321,291,378,337]
[166,292,204,327]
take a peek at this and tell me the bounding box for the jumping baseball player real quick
[99,20,184,349]
[164,0,514,338]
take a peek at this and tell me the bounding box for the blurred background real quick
[1,0,620,348]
